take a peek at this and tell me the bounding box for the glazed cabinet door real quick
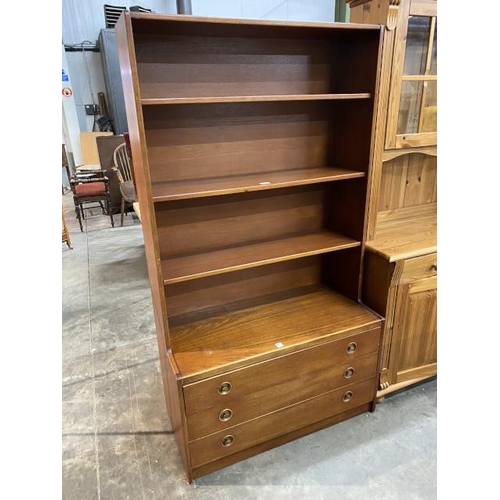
[385,0,437,149]
[389,275,437,385]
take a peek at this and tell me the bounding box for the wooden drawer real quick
[187,351,378,440]
[189,377,376,468]
[398,253,437,284]
[183,327,380,416]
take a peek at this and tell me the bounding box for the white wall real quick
[191,0,335,22]
[66,51,107,133]
[62,0,176,162]
[62,0,177,45]
[62,0,335,43]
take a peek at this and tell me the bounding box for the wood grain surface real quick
[171,286,381,382]
[188,377,376,468]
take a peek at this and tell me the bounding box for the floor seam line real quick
[87,228,102,500]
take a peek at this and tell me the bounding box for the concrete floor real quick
[62,192,437,500]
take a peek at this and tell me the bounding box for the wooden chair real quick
[62,144,72,195]
[62,207,72,249]
[70,170,114,232]
[112,143,137,226]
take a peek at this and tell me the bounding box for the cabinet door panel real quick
[391,276,437,384]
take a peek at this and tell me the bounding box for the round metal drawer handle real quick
[218,382,232,395]
[346,342,357,354]
[343,391,354,402]
[221,435,234,447]
[219,409,233,422]
[343,367,355,379]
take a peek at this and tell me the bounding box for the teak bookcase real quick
[116,12,384,481]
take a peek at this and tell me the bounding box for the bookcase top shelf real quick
[128,12,382,33]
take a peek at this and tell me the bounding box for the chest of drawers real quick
[165,324,382,479]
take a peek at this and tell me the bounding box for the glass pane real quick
[397,81,423,134]
[403,16,431,75]
[420,81,437,132]
[430,20,437,75]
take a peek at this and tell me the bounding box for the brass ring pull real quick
[346,342,357,354]
[344,367,354,379]
[221,435,234,447]
[218,382,232,395]
[343,391,354,402]
[219,409,233,422]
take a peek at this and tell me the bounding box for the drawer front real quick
[399,253,437,284]
[187,351,378,440]
[183,327,380,415]
[189,377,376,468]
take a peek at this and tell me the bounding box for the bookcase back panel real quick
[135,35,335,99]
[165,257,321,325]
[155,186,325,257]
[324,179,368,241]
[143,102,331,183]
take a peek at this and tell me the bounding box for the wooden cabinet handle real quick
[343,391,354,402]
[346,342,357,354]
[218,382,232,395]
[221,435,234,447]
[219,409,233,422]
[431,264,437,272]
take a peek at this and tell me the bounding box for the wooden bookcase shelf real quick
[171,285,381,382]
[141,93,371,105]
[151,166,366,202]
[116,12,383,482]
[161,230,360,284]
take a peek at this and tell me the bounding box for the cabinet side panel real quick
[324,179,367,242]
[115,13,171,351]
[347,1,390,25]
[333,31,380,94]
[322,247,362,301]
[165,352,192,482]
[362,251,392,315]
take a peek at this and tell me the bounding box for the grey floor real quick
[62,192,437,500]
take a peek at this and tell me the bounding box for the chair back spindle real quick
[112,143,138,226]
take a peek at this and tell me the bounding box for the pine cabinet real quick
[116,12,383,481]
[347,0,437,397]
[363,251,437,393]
